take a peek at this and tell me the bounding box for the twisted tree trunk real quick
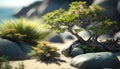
[68,26,120,52]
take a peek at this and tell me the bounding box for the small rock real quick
[70,48,84,57]
[71,52,120,69]
[62,40,84,57]
[62,46,70,57]
[48,34,64,43]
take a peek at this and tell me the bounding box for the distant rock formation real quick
[14,1,42,18]
[93,0,120,26]
[13,0,93,18]
[92,0,120,35]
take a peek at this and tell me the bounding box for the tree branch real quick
[67,27,86,44]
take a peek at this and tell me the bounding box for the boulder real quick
[60,32,75,40]
[0,38,27,60]
[48,34,64,43]
[71,52,120,69]
[70,48,84,57]
[62,40,84,57]
[18,41,32,54]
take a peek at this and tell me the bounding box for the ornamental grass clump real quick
[0,18,50,45]
[0,29,26,42]
[32,41,60,60]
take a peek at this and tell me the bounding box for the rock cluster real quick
[70,52,120,69]
[0,38,32,60]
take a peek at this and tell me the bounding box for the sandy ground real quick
[9,40,77,69]
[9,40,120,69]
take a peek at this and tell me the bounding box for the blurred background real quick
[0,0,42,22]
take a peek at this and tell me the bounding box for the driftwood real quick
[81,36,120,52]
[68,27,120,52]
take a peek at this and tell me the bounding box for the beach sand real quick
[9,40,120,69]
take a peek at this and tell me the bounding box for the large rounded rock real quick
[18,41,32,54]
[60,32,75,40]
[48,34,64,43]
[0,39,27,60]
[71,52,120,69]
[62,40,84,57]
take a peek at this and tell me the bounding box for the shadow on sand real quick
[37,58,66,65]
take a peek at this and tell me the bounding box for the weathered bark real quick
[70,30,120,52]
[67,27,86,44]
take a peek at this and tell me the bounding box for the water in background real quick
[0,7,17,23]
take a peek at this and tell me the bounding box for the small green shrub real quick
[15,62,25,69]
[0,57,25,69]
[79,45,96,53]
[31,41,60,60]
[0,18,50,45]
[3,62,12,69]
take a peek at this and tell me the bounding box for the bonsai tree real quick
[43,1,120,51]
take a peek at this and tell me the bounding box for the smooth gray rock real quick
[62,46,70,57]
[0,39,27,60]
[70,48,84,57]
[48,34,64,43]
[62,40,84,57]
[18,41,32,54]
[71,52,120,69]
[60,32,75,40]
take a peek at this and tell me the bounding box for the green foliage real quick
[80,45,96,53]
[43,1,117,35]
[0,29,26,42]
[31,41,60,60]
[15,63,25,69]
[0,18,50,44]
[0,57,25,69]
[3,62,12,69]
[0,57,8,63]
